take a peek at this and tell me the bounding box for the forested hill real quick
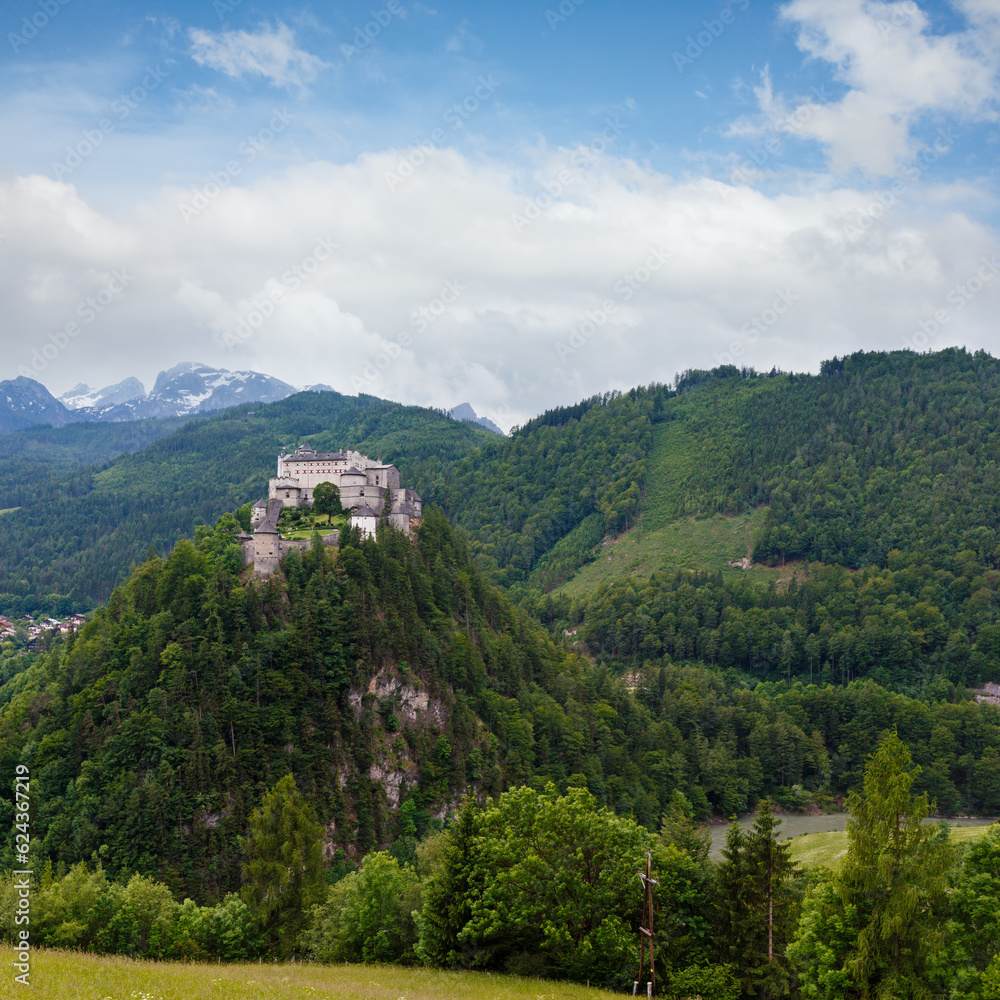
[656,348,1000,570]
[0,388,650,615]
[6,347,1000,622]
[3,508,1000,903]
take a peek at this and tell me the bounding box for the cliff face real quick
[975,683,1000,706]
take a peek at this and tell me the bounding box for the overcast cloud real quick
[1,0,998,430]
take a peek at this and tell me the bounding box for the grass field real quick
[554,510,774,600]
[0,947,621,1000]
[0,507,20,517]
[553,420,799,600]
[787,822,999,869]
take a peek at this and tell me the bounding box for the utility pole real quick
[634,850,658,997]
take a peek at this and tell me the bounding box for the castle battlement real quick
[242,443,422,575]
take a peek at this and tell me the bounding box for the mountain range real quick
[0,361,504,435]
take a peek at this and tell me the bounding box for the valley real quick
[3,348,1000,995]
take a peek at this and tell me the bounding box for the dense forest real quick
[2,507,1000,885]
[7,348,1000,619]
[4,348,1000,996]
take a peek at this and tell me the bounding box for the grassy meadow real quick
[786,821,999,869]
[554,510,773,600]
[0,947,623,1000]
[553,419,800,600]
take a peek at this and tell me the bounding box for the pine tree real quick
[240,773,326,957]
[744,800,796,998]
[414,796,480,968]
[841,732,952,997]
[715,801,796,998]
[788,732,953,999]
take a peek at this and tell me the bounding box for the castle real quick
[238,443,422,575]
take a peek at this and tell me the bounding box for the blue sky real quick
[2,0,999,427]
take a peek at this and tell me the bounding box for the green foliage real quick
[312,481,344,518]
[417,785,711,988]
[789,733,953,999]
[580,556,1000,694]
[303,851,420,963]
[715,800,798,998]
[668,962,741,1000]
[934,823,1000,999]
[0,862,261,960]
[240,774,326,957]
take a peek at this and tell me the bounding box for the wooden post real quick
[637,849,658,994]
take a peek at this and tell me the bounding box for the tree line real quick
[4,736,999,998]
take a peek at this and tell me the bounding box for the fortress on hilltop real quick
[238,443,422,575]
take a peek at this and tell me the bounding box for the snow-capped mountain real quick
[0,376,76,433]
[3,363,308,430]
[59,377,146,411]
[71,363,300,421]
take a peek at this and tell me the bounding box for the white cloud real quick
[0,147,997,425]
[188,22,329,93]
[741,0,1000,175]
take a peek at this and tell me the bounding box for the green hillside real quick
[0,389,650,616]
[0,416,192,509]
[4,353,1000,993]
[0,393,491,612]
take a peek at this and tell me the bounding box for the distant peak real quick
[448,402,505,435]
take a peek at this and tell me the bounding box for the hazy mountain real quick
[0,376,78,433]
[73,362,300,421]
[59,377,146,410]
[449,402,505,435]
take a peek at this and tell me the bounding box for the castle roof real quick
[351,504,380,519]
[281,444,353,462]
[252,497,267,507]
[342,466,366,477]
[255,518,279,535]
